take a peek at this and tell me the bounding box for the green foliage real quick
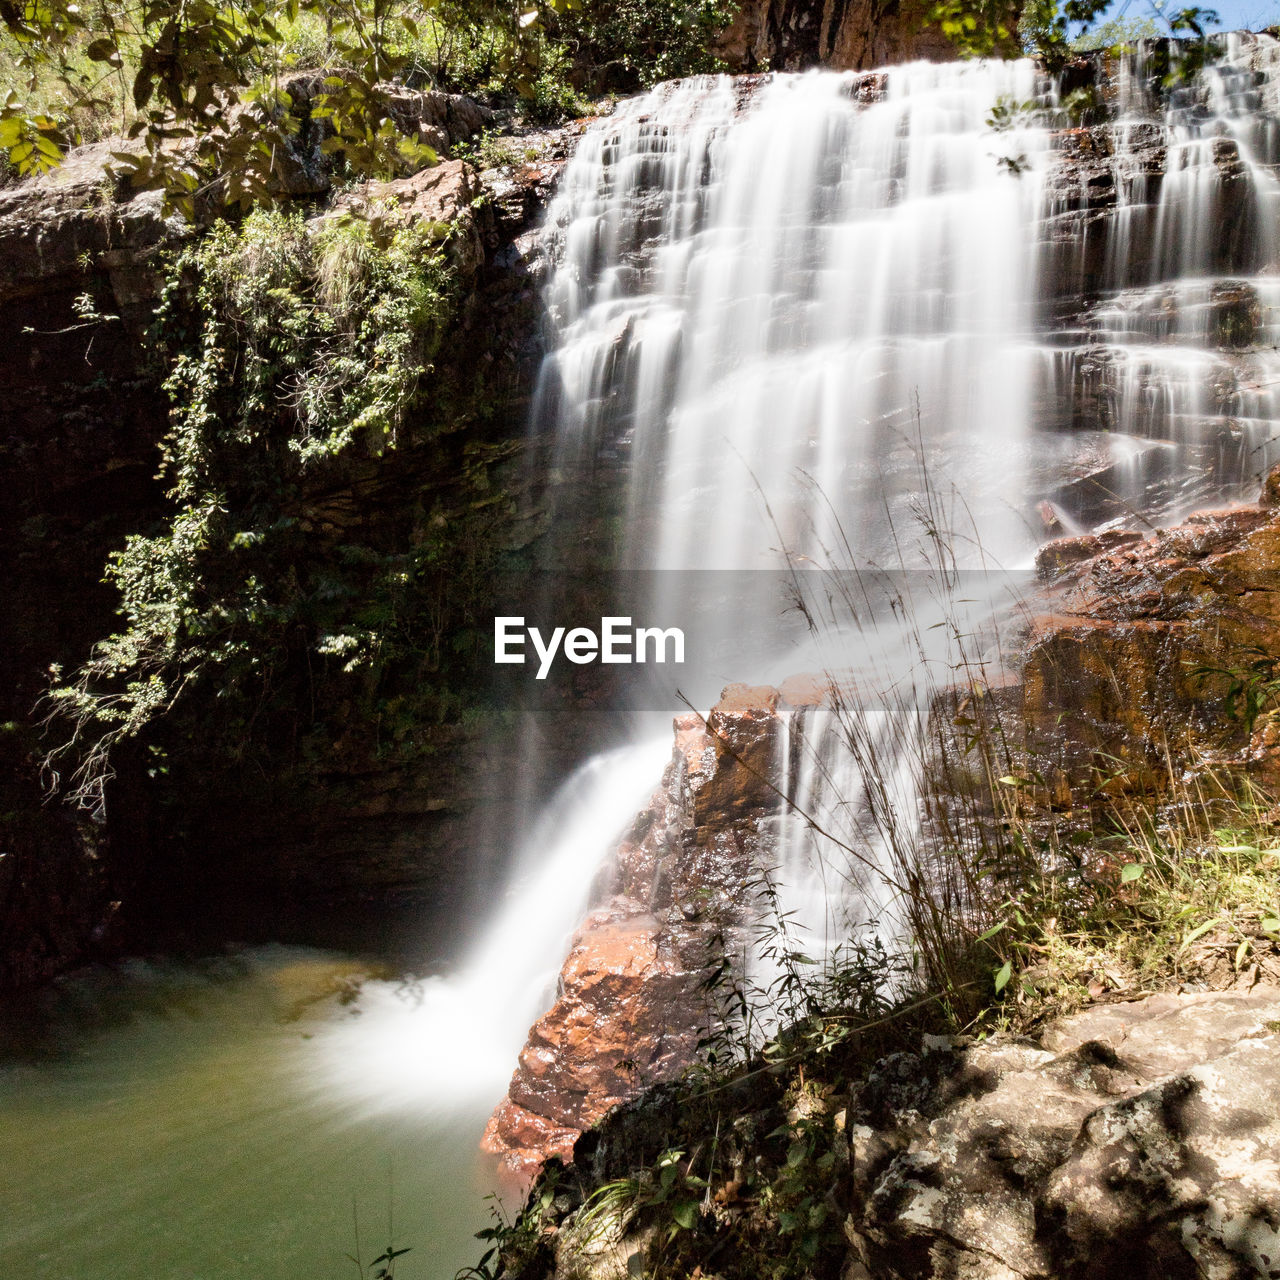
[1193,646,1280,736]
[928,0,1220,69]
[42,207,459,813]
[456,1176,562,1280]
[0,1,568,207]
[578,1148,707,1248]
[928,0,1024,58]
[552,0,736,91]
[976,778,1280,1024]
[0,0,733,201]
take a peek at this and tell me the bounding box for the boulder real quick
[1018,485,1280,779]
[849,987,1280,1279]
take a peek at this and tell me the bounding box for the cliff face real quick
[715,0,956,71]
[0,99,591,986]
[483,683,815,1177]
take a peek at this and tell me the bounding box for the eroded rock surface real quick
[847,987,1280,1279]
[715,0,956,71]
[1020,470,1280,783]
[483,683,796,1178]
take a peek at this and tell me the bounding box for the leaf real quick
[1260,916,1280,934]
[1235,938,1251,970]
[993,960,1013,993]
[670,1199,698,1230]
[1180,917,1223,951]
[975,920,1007,942]
[85,37,121,65]
[1120,863,1145,883]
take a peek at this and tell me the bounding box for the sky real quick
[1101,0,1280,32]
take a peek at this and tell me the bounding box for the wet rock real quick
[1019,490,1280,778]
[481,902,715,1180]
[1261,460,1280,507]
[483,685,791,1177]
[1036,529,1145,580]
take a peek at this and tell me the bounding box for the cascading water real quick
[312,735,670,1111]
[1044,33,1280,524]
[534,56,1066,985]
[538,60,1057,579]
[527,35,1280,996]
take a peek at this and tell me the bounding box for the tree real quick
[0,1,547,213]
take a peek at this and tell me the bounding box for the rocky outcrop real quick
[845,987,1280,1279]
[1019,471,1280,784]
[511,987,1280,1279]
[483,684,799,1178]
[324,158,489,275]
[715,0,957,72]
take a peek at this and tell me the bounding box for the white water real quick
[528,38,1280,990]
[539,60,1056,578]
[1044,33,1280,522]
[312,736,670,1114]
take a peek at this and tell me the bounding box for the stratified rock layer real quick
[1022,470,1280,786]
[715,0,958,71]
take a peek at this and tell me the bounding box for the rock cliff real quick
[0,96,586,986]
[715,0,957,71]
[483,684,803,1177]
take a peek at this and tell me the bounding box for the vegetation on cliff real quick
[0,0,734,204]
[467,693,1280,1279]
[42,207,467,812]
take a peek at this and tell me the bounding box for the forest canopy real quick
[0,0,729,210]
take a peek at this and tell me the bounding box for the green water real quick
[0,949,504,1280]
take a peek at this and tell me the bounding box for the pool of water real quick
[0,948,508,1280]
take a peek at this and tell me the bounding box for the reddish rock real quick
[480,904,714,1180]
[1035,529,1144,581]
[483,685,796,1177]
[779,672,830,707]
[1020,481,1280,782]
[714,0,957,72]
[1261,460,1280,507]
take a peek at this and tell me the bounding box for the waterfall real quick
[1045,33,1280,523]
[312,735,670,1113]
[335,37,1280,1116]
[532,58,1062,991]
[523,38,1280,1007]
[538,60,1056,578]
